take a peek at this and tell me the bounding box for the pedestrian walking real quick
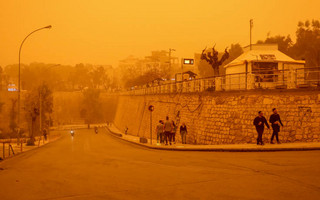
[171,120,177,144]
[180,123,188,144]
[160,121,165,143]
[43,128,48,141]
[156,120,164,144]
[164,116,173,145]
[269,108,284,144]
[253,111,270,145]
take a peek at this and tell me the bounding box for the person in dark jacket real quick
[269,108,284,144]
[180,123,188,144]
[164,116,173,145]
[253,111,270,145]
[171,120,177,144]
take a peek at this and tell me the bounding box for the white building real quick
[223,44,305,90]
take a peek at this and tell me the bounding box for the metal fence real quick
[296,68,320,88]
[0,132,61,160]
[121,67,320,95]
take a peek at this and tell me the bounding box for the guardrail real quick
[121,67,320,95]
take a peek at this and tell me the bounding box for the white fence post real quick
[215,77,222,91]
[288,68,297,89]
[246,73,255,90]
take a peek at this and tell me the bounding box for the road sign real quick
[183,59,194,65]
[148,105,154,145]
[148,105,154,112]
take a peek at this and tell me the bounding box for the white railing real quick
[120,67,320,95]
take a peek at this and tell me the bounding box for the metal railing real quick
[0,132,61,160]
[296,68,320,88]
[120,67,320,95]
[0,137,43,159]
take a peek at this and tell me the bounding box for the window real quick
[252,62,278,82]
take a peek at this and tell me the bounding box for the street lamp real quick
[17,25,52,131]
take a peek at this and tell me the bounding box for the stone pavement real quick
[105,124,320,152]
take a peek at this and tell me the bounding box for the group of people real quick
[155,108,283,146]
[156,116,188,145]
[253,108,284,145]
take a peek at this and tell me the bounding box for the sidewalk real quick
[0,131,61,160]
[105,124,320,152]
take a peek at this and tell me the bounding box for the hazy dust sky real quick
[0,0,319,68]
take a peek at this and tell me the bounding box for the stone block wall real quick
[113,89,320,144]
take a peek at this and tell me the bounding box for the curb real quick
[0,134,63,162]
[105,126,320,152]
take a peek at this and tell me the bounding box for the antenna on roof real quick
[250,19,253,50]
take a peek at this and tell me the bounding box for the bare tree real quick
[200,45,230,76]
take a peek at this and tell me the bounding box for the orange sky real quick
[0,0,319,68]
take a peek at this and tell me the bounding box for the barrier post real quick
[9,144,14,156]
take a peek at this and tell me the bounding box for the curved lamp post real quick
[18,25,52,129]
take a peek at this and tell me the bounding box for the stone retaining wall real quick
[113,89,320,144]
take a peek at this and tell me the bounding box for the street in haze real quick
[1,1,320,200]
[1,128,320,200]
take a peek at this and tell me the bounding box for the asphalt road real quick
[0,128,320,200]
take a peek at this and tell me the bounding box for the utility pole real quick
[148,105,154,145]
[250,19,253,50]
[150,111,152,145]
[39,91,42,133]
[169,48,176,69]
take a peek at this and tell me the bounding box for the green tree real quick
[292,20,320,67]
[24,83,53,145]
[9,99,18,136]
[257,35,293,55]
[69,63,91,90]
[24,90,40,145]
[38,83,53,131]
[124,68,168,88]
[90,66,108,89]
[197,61,212,77]
[80,88,103,128]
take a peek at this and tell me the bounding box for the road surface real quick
[0,128,320,200]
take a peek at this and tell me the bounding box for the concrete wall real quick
[114,90,320,144]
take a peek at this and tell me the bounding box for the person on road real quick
[171,120,177,144]
[70,128,75,137]
[180,123,188,144]
[164,116,173,145]
[156,120,164,144]
[94,126,98,134]
[43,128,48,141]
[269,108,284,144]
[253,111,270,145]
